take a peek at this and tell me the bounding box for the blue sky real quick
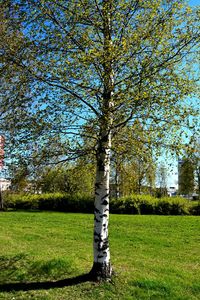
[189,0,199,6]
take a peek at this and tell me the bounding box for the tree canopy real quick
[1,0,199,160]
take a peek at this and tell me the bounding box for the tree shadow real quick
[0,254,94,293]
[0,273,92,292]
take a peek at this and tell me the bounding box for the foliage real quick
[7,157,95,195]
[156,164,168,195]
[182,137,200,195]
[0,0,199,166]
[4,192,94,213]
[189,202,200,215]
[111,124,156,197]
[10,158,30,192]
[110,194,195,215]
[178,158,195,195]
[4,192,199,215]
[39,161,95,194]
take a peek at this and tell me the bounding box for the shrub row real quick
[4,192,200,215]
[4,192,94,213]
[110,194,200,215]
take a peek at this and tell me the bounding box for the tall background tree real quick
[178,158,195,195]
[178,136,200,197]
[1,0,199,279]
[157,163,168,197]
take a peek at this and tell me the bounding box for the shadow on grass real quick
[0,273,91,292]
[0,254,93,292]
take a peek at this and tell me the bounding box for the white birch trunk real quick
[90,130,112,279]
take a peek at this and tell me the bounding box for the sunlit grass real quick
[0,212,199,299]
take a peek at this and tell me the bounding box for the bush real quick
[4,192,198,215]
[110,194,156,215]
[139,200,155,215]
[154,197,190,215]
[110,196,140,214]
[189,202,200,216]
[4,192,94,213]
[111,194,192,216]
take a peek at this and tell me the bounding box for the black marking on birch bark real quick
[98,244,109,251]
[104,209,109,212]
[94,207,100,214]
[94,232,103,241]
[98,238,109,251]
[101,193,109,200]
[100,214,108,218]
[94,231,100,237]
[94,233,105,246]
[102,199,108,205]
[97,255,104,259]
[95,182,102,189]
[103,225,108,231]
[94,216,100,223]
[101,134,109,143]
[95,192,100,196]
[97,158,105,171]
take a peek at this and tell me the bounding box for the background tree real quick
[157,164,168,197]
[1,0,199,279]
[39,160,95,195]
[189,138,200,196]
[178,158,195,195]
[10,158,29,192]
[179,137,200,197]
[111,123,156,196]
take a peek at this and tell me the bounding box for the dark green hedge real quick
[4,192,200,215]
[4,193,94,213]
[111,195,200,216]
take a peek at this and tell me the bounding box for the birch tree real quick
[1,0,199,279]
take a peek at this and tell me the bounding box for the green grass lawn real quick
[0,212,199,300]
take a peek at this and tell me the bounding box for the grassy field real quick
[0,212,199,300]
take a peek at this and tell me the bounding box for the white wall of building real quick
[0,178,11,191]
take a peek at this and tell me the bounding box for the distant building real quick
[0,178,11,191]
[167,186,177,197]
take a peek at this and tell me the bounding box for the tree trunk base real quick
[89,262,113,281]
